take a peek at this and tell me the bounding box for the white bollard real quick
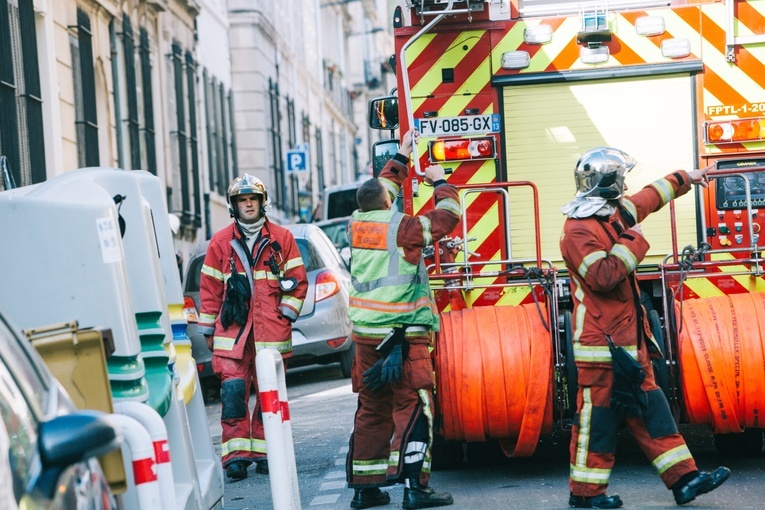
[256,348,301,510]
[110,414,162,510]
[114,401,177,510]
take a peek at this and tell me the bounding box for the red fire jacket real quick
[198,220,308,360]
[560,170,693,385]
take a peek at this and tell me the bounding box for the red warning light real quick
[428,137,495,163]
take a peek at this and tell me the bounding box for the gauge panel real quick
[714,159,765,210]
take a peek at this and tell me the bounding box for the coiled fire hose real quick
[435,304,554,457]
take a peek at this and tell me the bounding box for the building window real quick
[139,28,157,174]
[71,7,99,167]
[203,69,214,192]
[301,111,311,192]
[286,96,296,149]
[218,81,229,194]
[227,90,238,183]
[315,128,324,192]
[122,14,140,169]
[186,51,201,227]
[205,72,237,198]
[0,0,45,189]
[268,78,284,207]
[301,111,310,145]
[328,124,336,186]
[171,41,190,223]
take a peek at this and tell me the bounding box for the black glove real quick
[611,370,648,420]
[607,335,648,420]
[380,343,403,385]
[221,262,251,329]
[362,327,406,393]
[363,359,386,393]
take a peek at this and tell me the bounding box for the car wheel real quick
[339,340,355,378]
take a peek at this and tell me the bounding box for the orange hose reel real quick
[677,292,765,433]
[435,304,554,457]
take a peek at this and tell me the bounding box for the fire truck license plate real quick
[415,114,501,137]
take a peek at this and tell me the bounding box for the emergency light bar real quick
[428,137,495,163]
[705,118,765,144]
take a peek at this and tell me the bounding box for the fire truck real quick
[368,0,765,466]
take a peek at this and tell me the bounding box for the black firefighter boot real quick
[350,487,390,509]
[403,479,454,509]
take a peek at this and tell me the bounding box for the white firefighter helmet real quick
[227,173,270,217]
[574,147,637,200]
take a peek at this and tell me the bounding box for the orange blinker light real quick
[705,118,765,144]
[428,137,495,163]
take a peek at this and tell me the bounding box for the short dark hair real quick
[356,179,388,212]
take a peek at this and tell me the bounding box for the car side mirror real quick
[372,139,401,178]
[368,96,399,130]
[35,411,121,498]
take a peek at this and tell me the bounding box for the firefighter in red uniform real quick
[346,129,458,510]
[198,174,308,481]
[560,147,730,508]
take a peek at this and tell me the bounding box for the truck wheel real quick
[465,440,505,466]
[339,341,355,378]
[561,311,577,418]
[431,437,464,470]
[714,429,764,456]
[648,309,670,400]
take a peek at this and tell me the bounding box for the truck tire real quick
[466,440,506,466]
[714,429,764,457]
[431,436,464,470]
[648,309,670,401]
[560,311,577,419]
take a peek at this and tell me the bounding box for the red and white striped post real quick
[111,414,161,509]
[114,401,177,510]
[256,348,301,510]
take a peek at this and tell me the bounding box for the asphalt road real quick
[204,363,765,510]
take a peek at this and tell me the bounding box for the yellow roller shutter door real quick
[502,74,697,266]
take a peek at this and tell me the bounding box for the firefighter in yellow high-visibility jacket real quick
[346,129,459,510]
[560,147,729,509]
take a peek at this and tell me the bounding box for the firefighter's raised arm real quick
[424,164,446,185]
[398,128,419,162]
[688,163,713,188]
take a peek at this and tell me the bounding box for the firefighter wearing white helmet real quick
[198,172,307,481]
[226,173,271,220]
[559,150,728,509]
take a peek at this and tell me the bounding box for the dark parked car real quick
[315,215,351,266]
[0,310,120,509]
[184,223,354,393]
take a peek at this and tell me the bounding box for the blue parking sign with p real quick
[287,150,308,172]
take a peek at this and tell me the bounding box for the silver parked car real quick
[0,310,120,510]
[183,223,354,393]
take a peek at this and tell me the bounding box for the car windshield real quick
[326,189,359,220]
[0,315,50,416]
[318,220,349,250]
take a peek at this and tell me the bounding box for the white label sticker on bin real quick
[97,217,122,264]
